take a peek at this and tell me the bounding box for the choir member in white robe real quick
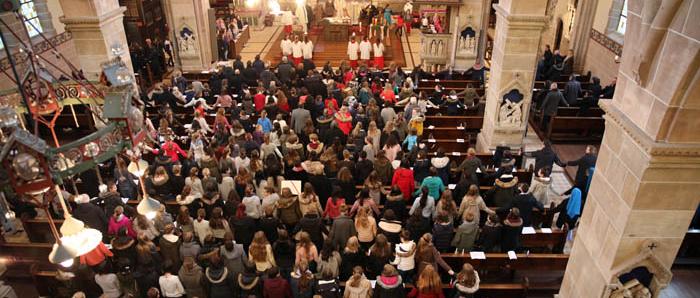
[359,36,372,65]
[347,37,359,68]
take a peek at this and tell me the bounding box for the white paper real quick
[133,179,139,185]
[452,152,460,156]
[428,139,436,143]
[456,126,465,130]
[512,167,517,172]
[470,251,486,259]
[121,197,129,204]
[522,227,536,234]
[281,180,303,195]
[233,94,239,97]
[370,280,376,288]
[457,139,465,143]
[476,168,481,173]
[184,124,192,129]
[540,228,553,234]
[428,125,435,129]
[448,184,456,190]
[435,79,440,82]
[508,251,517,260]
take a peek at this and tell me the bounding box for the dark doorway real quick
[554,18,564,50]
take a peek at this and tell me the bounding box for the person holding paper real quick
[501,208,524,252]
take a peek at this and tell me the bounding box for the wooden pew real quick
[22,218,63,243]
[442,253,568,273]
[0,242,53,268]
[417,79,483,89]
[425,115,484,128]
[422,127,471,139]
[528,107,605,143]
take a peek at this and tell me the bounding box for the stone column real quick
[58,0,133,81]
[475,0,547,151]
[569,0,598,73]
[476,0,492,65]
[559,1,700,297]
[162,0,213,72]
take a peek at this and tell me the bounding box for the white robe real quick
[347,41,359,60]
[281,39,293,56]
[292,41,304,58]
[373,43,384,57]
[359,41,372,60]
[303,41,314,59]
[295,4,308,33]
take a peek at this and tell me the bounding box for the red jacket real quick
[263,277,292,298]
[254,93,266,112]
[407,288,445,298]
[392,168,415,201]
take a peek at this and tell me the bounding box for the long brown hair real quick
[369,234,391,258]
[249,231,270,262]
[337,167,353,183]
[457,263,477,288]
[417,265,441,294]
[209,207,226,229]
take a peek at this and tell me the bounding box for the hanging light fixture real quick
[48,185,103,267]
[127,159,160,219]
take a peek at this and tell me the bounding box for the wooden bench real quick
[417,79,483,89]
[442,253,568,272]
[22,218,63,243]
[528,107,605,143]
[425,115,484,128]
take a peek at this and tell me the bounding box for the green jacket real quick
[415,176,445,199]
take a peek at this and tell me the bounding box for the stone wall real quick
[583,31,619,83]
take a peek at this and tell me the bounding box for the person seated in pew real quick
[511,183,544,227]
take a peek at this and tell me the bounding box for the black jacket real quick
[541,90,567,116]
[567,153,597,189]
[73,202,109,234]
[528,146,565,173]
[295,213,328,248]
[511,193,544,227]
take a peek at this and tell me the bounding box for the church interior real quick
[0,0,698,297]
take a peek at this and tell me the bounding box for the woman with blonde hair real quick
[344,266,372,298]
[457,184,495,224]
[340,236,365,280]
[454,263,480,297]
[407,264,442,298]
[299,182,324,216]
[363,171,384,205]
[367,120,381,153]
[354,206,377,250]
[295,231,319,268]
[248,231,276,272]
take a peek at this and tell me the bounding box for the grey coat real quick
[541,90,568,116]
[329,215,357,250]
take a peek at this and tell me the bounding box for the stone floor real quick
[239,26,284,63]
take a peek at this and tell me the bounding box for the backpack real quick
[315,280,342,298]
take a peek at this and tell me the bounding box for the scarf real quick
[566,188,582,219]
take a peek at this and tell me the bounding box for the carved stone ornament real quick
[498,89,524,127]
[604,240,672,298]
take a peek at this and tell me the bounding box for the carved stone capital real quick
[492,4,547,30]
[60,6,127,30]
[599,100,700,161]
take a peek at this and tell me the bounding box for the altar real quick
[321,17,351,41]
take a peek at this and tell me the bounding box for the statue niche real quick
[458,26,476,54]
[498,89,524,127]
[605,241,672,298]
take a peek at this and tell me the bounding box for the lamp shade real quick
[48,242,78,266]
[127,159,148,177]
[58,215,103,256]
[137,197,161,219]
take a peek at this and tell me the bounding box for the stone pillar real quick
[162,0,213,72]
[476,0,492,65]
[58,0,133,81]
[569,0,598,73]
[559,0,700,296]
[475,0,547,151]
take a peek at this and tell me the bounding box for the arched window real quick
[615,0,628,34]
[0,0,44,49]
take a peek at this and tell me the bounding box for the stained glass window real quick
[0,1,43,49]
[616,0,628,34]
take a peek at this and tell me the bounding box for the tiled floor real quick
[239,26,283,63]
[523,125,572,201]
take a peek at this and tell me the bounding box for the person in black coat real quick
[511,184,544,227]
[295,210,329,250]
[566,145,598,193]
[525,140,566,173]
[500,208,523,252]
[72,194,109,234]
[354,151,374,185]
